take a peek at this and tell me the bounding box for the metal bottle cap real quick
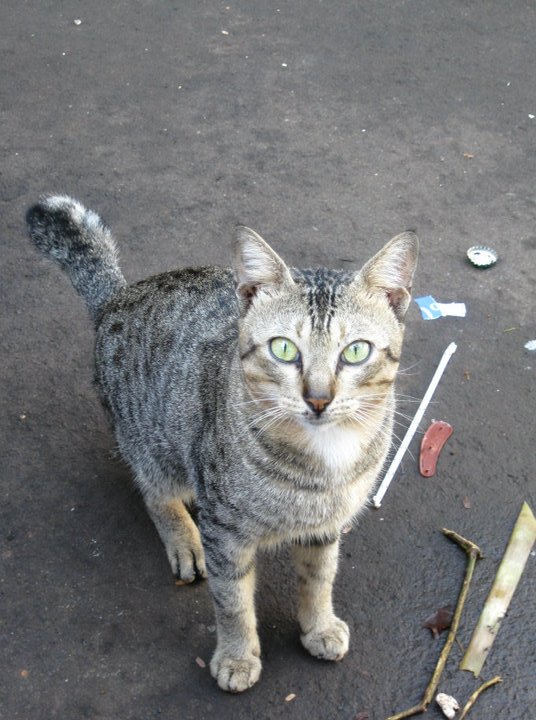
[466,245,498,268]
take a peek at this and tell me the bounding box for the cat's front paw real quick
[160,514,208,585]
[210,649,262,692]
[168,531,208,586]
[300,616,350,661]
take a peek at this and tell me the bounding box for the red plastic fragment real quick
[419,420,453,477]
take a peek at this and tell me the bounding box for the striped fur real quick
[27,198,418,692]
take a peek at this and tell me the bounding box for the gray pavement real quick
[1,1,535,718]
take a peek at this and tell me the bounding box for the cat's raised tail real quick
[26,195,126,321]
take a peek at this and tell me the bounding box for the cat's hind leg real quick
[292,537,349,661]
[145,493,208,584]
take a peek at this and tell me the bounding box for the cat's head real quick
[233,227,418,440]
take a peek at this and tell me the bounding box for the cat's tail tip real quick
[27,195,100,259]
[26,195,126,321]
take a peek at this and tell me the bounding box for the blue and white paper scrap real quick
[415,295,467,320]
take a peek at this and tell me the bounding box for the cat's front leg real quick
[292,537,350,661]
[145,494,208,584]
[202,534,261,692]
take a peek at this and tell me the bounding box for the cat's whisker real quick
[393,394,425,403]
[242,406,285,432]
[349,408,388,433]
[352,403,424,439]
[254,411,288,431]
[390,431,415,460]
[249,410,289,439]
[396,359,423,375]
[235,396,279,408]
[241,402,293,431]
[355,391,425,408]
[349,408,409,451]
[396,398,440,409]
[391,409,414,424]
[356,394,438,431]
[390,418,412,433]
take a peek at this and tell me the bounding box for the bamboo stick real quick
[460,502,536,676]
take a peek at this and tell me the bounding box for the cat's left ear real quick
[360,231,419,320]
[234,226,294,307]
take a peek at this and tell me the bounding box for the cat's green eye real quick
[270,337,300,363]
[341,341,371,365]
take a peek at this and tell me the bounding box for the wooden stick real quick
[386,530,482,720]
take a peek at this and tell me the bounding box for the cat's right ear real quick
[234,226,294,308]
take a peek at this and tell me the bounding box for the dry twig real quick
[459,676,502,719]
[386,530,482,720]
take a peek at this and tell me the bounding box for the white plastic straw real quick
[372,341,457,508]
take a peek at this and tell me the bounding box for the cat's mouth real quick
[301,412,335,428]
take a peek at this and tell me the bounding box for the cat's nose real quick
[304,394,332,415]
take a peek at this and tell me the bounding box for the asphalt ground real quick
[1,1,535,718]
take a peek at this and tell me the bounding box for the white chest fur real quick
[303,423,364,472]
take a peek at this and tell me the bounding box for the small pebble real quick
[73,19,82,26]
[436,692,460,719]
[285,693,296,702]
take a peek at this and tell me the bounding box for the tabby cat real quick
[27,196,418,692]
